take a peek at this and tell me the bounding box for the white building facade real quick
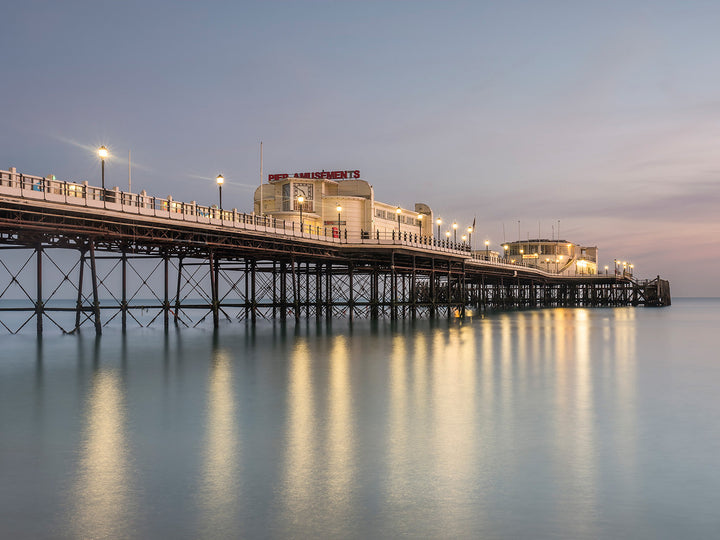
[254,170,433,240]
[501,239,599,275]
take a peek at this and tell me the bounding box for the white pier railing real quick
[0,168,472,255]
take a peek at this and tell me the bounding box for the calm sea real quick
[1,299,719,539]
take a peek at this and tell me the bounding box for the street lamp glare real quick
[452,222,458,229]
[216,174,224,185]
[436,218,442,225]
[297,195,304,204]
[336,204,342,213]
[396,207,401,214]
[485,240,489,246]
[98,145,108,159]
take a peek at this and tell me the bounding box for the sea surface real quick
[1,299,719,539]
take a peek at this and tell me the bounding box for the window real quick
[282,183,290,211]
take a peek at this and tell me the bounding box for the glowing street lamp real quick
[396,207,402,234]
[445,230,451,246]
[485,239,490,259]
[216,174,224,215]
[604,265,609,275]
[467,226,473,249]
[436,218,442,238]
[98,146,108,190]
[452,222,458,242]
[98,145,108,205]
[462,234,467,244]
[417,213,423,236]
[336,204,342,236]
[503,244,509,262]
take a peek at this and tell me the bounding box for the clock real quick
[293,183,313,200]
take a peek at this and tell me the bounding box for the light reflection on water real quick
[70,368,135,539]
[197,345,240,538]
[1,300,720,539]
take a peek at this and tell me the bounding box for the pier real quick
[0,168,671,335]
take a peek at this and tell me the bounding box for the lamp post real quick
[98,146,108,205]
[417,213,423,237]
[396,207,402,235]
[436,218,442,239]
[445,230,451,247]
[467,226,473,250]
[462,235,467,252]
[503,244,509,262]
[604,265,609,275]
[452,222,458,243]
[298,195,304,236]
[336,204,342,241]
[485,240,489,260]
[216,174,224,218]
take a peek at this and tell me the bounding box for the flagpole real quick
[260,141,263,217]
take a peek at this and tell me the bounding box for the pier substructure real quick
[0,195,670,334]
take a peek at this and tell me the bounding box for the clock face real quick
[293,183,313,200]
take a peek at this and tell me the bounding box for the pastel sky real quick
[3,1,719,296]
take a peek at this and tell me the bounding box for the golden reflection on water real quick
[281,338,317,528]
[386,334,409,503]
[197,347,240,537]
[499,313,514,416]
[612,308,638,484]
[431,324,478,533]
[70,370,134,539]
[552,309,599,535]
[325,334,356,519]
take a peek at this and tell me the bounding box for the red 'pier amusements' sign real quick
[268,170,361,182]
